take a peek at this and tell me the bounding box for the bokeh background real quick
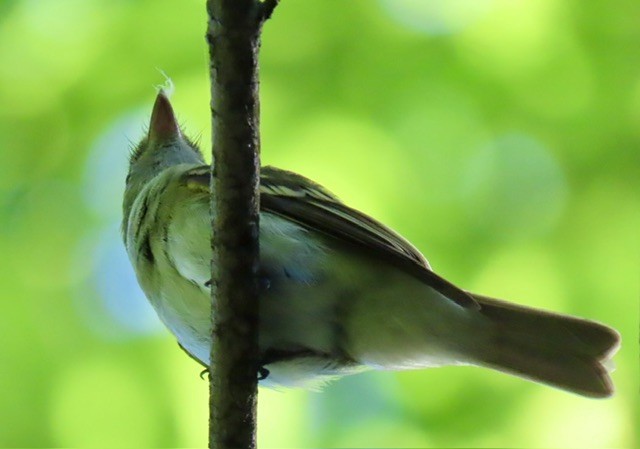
[1,0,638,447]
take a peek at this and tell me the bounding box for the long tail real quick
[469,294,620,398]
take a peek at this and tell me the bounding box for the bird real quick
[122,91,620,398]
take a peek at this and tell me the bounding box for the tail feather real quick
[470,294,620,398]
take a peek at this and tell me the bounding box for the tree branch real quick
[259,0,280,21]
[206,1,278,448]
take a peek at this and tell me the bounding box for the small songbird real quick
[122,92,620,397]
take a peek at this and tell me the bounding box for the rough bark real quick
[206,1,278,448]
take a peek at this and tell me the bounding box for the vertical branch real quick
[206,1,278,448]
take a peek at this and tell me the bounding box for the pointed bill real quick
[149,92,181,143]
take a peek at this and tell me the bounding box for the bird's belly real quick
[149,252,340,370]
[147,213,476,387]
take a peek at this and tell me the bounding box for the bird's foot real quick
[258,366,270,381]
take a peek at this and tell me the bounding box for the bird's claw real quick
[200,367,268,381]
[258,366,270,381]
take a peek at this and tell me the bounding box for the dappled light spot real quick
[453,0,563,79]
[334,417,432,448]
[84,111,147,221]
[391,84,489,207]
[459,133,568,239]
[0,0,115,117]
[309,373,402,431]
[74,225,162,340]
[307,373,410,447]
[379,0,495,36]
[78,110,164,340]
[264,114,408,221]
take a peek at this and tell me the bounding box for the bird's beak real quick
[149,92,181,143]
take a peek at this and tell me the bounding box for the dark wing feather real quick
[260,167,429,267]
[184,165,478,309]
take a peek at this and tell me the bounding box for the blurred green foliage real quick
[0,0,638,447]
